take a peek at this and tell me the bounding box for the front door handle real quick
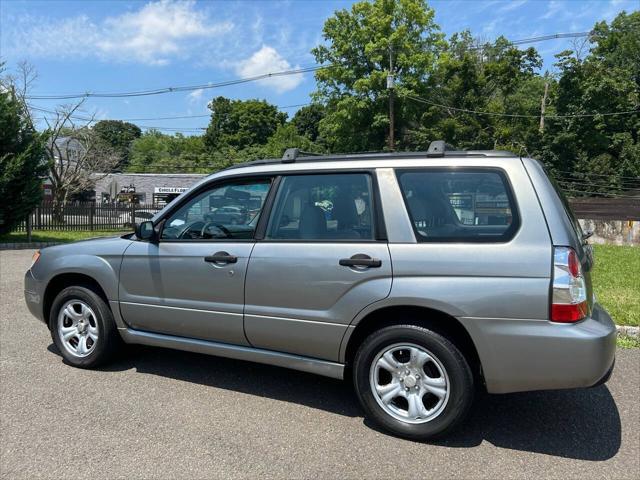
[204,251,238,264]
[339,254,382,268]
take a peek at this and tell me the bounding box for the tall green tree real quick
[128,130,221,173]
[312,0,445,152]
[203,97,287,151]
[260,123,324,159]
[411,31,544,151]
[0,82,47,233]
[539,11,640,193]
[92,120,141,171]
[292,103,326,142]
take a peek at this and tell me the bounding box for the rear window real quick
[546,171,585,241]
[396,169,519,242]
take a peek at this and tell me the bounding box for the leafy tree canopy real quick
[92,120,142,171]
[312,0,445,152]
[203,96,287,151]
[0,74,47,233]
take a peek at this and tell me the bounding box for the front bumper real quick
[460,303,617,394]
[24,269,46,324]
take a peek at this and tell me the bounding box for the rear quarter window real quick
[396,169,520,242]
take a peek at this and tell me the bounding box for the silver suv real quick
[24,142,616,440]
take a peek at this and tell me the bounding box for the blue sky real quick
[1,0,637,134]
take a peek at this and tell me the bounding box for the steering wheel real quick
[201,222,232,239]
[176,220,205,239]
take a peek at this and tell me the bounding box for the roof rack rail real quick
[281,148,322,163]
[222,145,517,172]
[426,140,456,157]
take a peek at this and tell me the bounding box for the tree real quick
[127,130,223,173]
[292,103,326,142]
[539,11,640,193]
[312,0,445,152]
[44,102,120,220]
[92,120,141,171]
[0,66,47,233]
[260,123,324,159]
[203,97,287,151]
[410,31,544,151]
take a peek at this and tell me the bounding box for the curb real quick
[616,325,639,338]
[0,242,64,250]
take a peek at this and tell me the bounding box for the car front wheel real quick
[353,324,474,440]
[49,286,121,368]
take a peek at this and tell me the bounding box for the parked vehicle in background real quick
[24,142,616,440]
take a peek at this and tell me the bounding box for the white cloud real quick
[5,0,233,65]
[234,46,304,93]
[540,0,567,20]
[187,88,205,104]
[498,0,529,13]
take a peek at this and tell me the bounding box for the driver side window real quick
[161,178,272,240]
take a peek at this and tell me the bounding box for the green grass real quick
[591,244,639,327]
[0,230,128,243]
[616,335,640,349]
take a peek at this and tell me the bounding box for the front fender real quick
[31,237,133,302]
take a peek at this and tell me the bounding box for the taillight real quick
[551,247,588,322]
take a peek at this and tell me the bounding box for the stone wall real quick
[578,219,639,245]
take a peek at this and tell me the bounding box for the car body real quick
[24,143,616,440]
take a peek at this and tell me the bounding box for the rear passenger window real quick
[266,173,374,240]
[397,169,519,242]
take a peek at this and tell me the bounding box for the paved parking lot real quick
[1,249,639,479]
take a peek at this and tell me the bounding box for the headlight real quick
[30,250,41,270]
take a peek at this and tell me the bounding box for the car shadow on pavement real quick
[380,386,621,460]
[48,343,621,460]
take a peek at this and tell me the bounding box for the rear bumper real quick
[24,269,46,324]
[460,303,616,394]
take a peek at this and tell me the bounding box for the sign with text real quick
[154,187,188,194]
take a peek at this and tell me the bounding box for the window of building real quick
[397,169,519,242]
[266,173,374,241]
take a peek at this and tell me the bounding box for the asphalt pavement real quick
[1,249,638,479]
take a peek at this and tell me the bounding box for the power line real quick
[89,103,309,121]
[560,188,640,198]
[557,182,640,194]
[19,30,601,101]
[558,178,640,190]
[34,116,205,132]
[553,169,640,181]
[404,93,640,119]
[25,66,328,100]
[470,31,592,50]
[30,103,311,128]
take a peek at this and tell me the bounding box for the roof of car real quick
[223,141,519,173]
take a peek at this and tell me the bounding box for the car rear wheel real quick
[49,286,121,368]
[353,324,474,440]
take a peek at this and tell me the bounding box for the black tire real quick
[353,324,474,441]
[49,285,121,368]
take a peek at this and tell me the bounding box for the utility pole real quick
[539,82,549,133]
[387,45,395,151]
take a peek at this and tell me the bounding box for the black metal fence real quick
[14,202,163,232]
[11,196,640,233]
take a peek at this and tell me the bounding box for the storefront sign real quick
[154,187,189,194]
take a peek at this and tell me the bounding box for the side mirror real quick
[135,220,156,242]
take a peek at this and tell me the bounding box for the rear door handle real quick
[339,254,382,268]
[204,251,238,264]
